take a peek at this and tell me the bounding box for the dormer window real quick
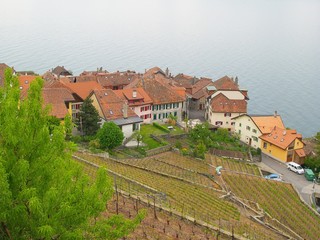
[109,110,113,115]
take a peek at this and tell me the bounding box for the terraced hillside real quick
[223,171,320,240]
[74,151,289,239]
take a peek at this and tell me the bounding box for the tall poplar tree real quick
[0,69,143,239]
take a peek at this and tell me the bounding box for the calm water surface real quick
[1,0,320,137]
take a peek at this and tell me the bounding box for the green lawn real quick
[140,124,185,149]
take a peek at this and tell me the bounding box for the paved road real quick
[260,153,317,205]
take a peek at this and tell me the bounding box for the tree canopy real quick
[0,69,143,239]
[97,122,124,151]
[76,97,100,136]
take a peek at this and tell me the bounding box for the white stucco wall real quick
[233,115,261,149]
[121,124,134,139]
[207,107,243,131]
[151,102,183,123]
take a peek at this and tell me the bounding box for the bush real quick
[153,122,170,133]
[181,148,189,156]
[175,141,182,149]
[89,139,100,149]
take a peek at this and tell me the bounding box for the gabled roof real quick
[92,89,139,122]
[260,126,303,150]
[52,66,72,76]
[124,76,185,104]
[18,75,37,91]
[210,93,247,113]
[251,114,285,134]
[42,88,75,119]
[191,78,212,95]
[96,71,139,88]
[114,87,153,105]
[42,71,56,82]
[63,81,104,100]
[295,148,306,157]
[212,75,239,90]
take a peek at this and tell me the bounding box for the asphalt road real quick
[261,153,317,205]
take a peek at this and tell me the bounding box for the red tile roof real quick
[93,89,137,120]
[260,126,304,150]
[210,93,247,113]
[114,87,153,106]
[97,71,140,88]
[18,75,38,91]
[125,76,185,104]
[251,115,286,134]
[212,76,239,90]
[63,81,104,100]
[295,148,306,157]
[42,88,75,119]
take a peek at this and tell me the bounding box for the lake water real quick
[1,0,320,137]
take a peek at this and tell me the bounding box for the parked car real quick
[287,162,304,174]
[265,173,283,181]
[304,169,315,181]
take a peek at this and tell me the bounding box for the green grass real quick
[140,124,184,149]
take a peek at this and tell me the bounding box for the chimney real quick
[132,89,137,98]
[274,110,277,118]
[123,103,128,119]
[235,76,238,85]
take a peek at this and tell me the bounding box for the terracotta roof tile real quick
[18,75,37,91]
[63,81,104,100]
[124,76,185,104]
[212,76,239,90]
[210,93,247,113]
[251,115,285,134]
[259,126,303,150]
[114,87,153,106]
[295,148,306,157]
[93,89,138,120]
[97,71,140,88]
[42,88,75,119]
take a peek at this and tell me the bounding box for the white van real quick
[287,162,304,174]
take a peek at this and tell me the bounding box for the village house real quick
[205,76,249,131]
[114,88,153,124]
[125,67,186,123]
[260,127,306,164]
[96,70,140,90]
[51,66,72,79]
[89,89,143,139]
[232,112,285,149]
[61,80,104,120]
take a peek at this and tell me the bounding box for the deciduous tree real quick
[97,122,124,151]
[0,69,143,239]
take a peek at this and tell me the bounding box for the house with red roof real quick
[125,67,186,123]
[260,127,306,164]
[89,89,143,140]
[232,112,286,149]
[205,76,249,131]
[114,87,153,124]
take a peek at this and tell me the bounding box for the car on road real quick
[287,162,304,174]
[265,173,283,181]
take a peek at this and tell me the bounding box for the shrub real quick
[175,141,182,149]
[153,122,170,133]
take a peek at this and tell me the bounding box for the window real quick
[153,114,157,120]
[252,129,257,133]
[239,123,242,127]
[263,142,267,149]
[144,106,148,111]
[158,114,161,119]
[174,111,177,117]
[239,130,241,134]
[252,136,258,142]
[152,105,155,111]
[246,126,251,131]
[231,122,235,126]
[224,113,231,117]
[163,113,166,118]
[140,107,144,112]
[215,121,223,126]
